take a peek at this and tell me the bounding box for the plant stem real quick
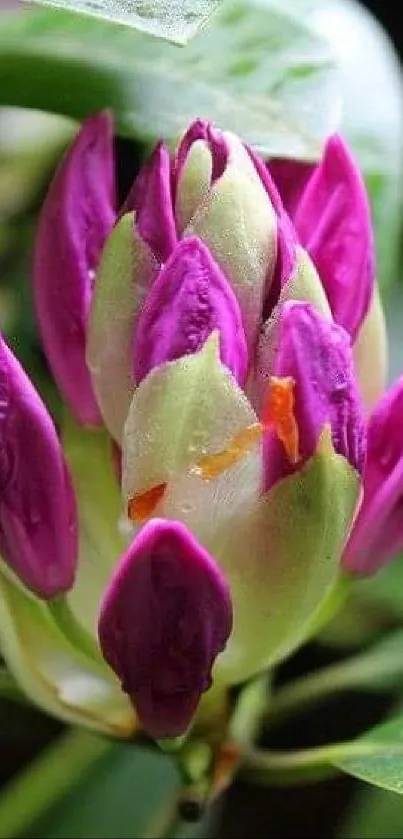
[0,727,113,838]
[242,739,403,786]
[266,634,403,724]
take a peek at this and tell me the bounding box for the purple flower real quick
[0,335,77,597]
[33,111,116,426]
[343,378,403,575]
[268,135,375,340]
[18,116,390,740]
[99,519,232,738]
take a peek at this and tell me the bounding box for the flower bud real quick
[98,518,232,738]
[124,142,177,262]
[292,134,375,340]
[343,377,403,575]
[0,335,78,598]
[133,236,248,385]
[33,112,116,425]
[259,301,366,490]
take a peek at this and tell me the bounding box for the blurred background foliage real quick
[0,0,402,836]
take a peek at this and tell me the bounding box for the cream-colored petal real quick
[354,285,388,413]
[0,567,135,737]
[86,212,157,443]
[122,334,259,508]
[175,140,213,233]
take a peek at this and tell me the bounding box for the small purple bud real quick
[261,302,366,490]
[343,378,403,575]
[0,336,78,598]
[293,134,375,340]
[175,118,229,185]
[247,147,298,318]
[124,142,177,262]
[133,236,248,385]
[98,519,232,738]
[33,111,116,425]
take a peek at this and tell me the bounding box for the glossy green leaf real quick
[23,0,222,45]
[334,716,403,794]
[0,0,339,160]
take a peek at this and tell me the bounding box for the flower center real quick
[127,376,299,522]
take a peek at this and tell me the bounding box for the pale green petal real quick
[86,212,157,443]
[212,430,360,685]
[280,246,331,316]
[122,334,260,508]
[62,414,126,637]
[354,285,388,413]
[0,569,136,737]
[185,140,277,355]
[175,140,212,233]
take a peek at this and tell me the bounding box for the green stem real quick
[242,739,403,786]
[267,636,403,724]
[0,728,113,839]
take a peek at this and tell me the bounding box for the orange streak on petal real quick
[262,375,300,464]
[191,423,263,481]
[127,482,167,523]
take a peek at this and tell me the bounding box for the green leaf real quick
[26,741,179,839]
[0,0,339,160]
[334,716,403,794]
[243,716,403,792]
[23,0,221,45]
[339,785,403,839]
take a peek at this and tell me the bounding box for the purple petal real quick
[268,158,317,218]
[343,377,403,575]
[175,118,229,186]
[124,142,177,262]
[0,337,78,598]
[133,236,248,385]
[247,146,298,319]
[261,302,366,490]
[34,111,116,425]
[293,134,375,339]
[98,519,232,738]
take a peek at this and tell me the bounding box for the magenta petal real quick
[34,111,116,425]
[98,519,232,738]
[343,378,403,575]
[175,118,229,185]
[124,142,177,262]
[0,337,78,598]
[247,147,298,318]
[133,236,248,384]
[263,302,366,490]
[268,158,317,219]
[293,134,375,339]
